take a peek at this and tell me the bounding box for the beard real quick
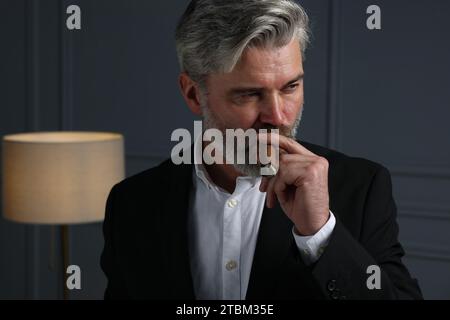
[201,103,303,177]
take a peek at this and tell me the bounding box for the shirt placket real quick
[222,194,242,300]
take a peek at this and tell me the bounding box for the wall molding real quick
[325,0,342,150]
[60,0,73,131]
[404,242,450,262]
[398,201,450,221]
[59,0,75,299]
[389,164,450,180]
[24,0,40,300]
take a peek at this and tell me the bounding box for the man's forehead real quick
[220,39,303,88]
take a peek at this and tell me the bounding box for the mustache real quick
[252,124,294,139]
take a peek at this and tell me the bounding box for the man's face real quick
[202,37,304,138]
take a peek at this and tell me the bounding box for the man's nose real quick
[259,94,286,127]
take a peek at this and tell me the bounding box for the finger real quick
[278,162,309,186]
[258,132,315,156]
[258,142,282,168]
[271,164,308,209]
[259,176,270,192]
[258,141,290,177]
[264,155,314,200]
[279,153,318,164]
[273,176,288,206]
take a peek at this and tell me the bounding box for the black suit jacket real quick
[100,141,422,300]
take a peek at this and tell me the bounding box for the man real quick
[101,0,422,299]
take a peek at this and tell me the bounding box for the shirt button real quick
[330,289,341,300]
[225,260,237,271]
[327,279,337,292]
[303,249,310,256]
[227,199,238,208]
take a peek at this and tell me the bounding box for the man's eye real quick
[233,92,260,105]
[242,92,259,98]
[284,83,299,92]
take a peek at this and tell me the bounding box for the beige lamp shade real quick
[2,131,125,224]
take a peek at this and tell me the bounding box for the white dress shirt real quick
[188,136,336,300]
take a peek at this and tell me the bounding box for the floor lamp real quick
[1,131,125,299]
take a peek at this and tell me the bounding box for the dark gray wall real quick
[1,0,449,299]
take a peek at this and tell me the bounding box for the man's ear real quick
[178,73,203,116]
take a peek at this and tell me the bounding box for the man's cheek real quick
[283,106,299,123]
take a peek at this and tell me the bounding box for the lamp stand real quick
[60,225,70,300]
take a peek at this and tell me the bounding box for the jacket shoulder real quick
[112,158,177,198]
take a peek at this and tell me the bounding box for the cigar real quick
[261,144,278,176]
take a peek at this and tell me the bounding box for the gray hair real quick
[175,0,310,86]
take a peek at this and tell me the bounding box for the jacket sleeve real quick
[100,184,130,299]
[310,166,423,299]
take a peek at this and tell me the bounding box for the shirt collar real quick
[193,132,215,190]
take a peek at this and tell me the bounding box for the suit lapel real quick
[163,161,196,299]
[246,201,295,299]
